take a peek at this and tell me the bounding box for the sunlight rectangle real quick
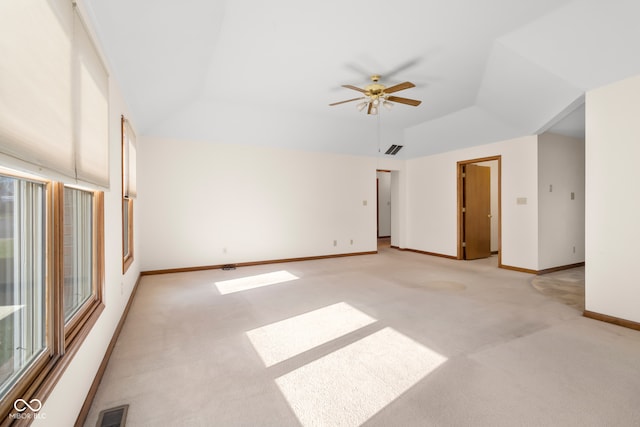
[276,327,447,427]
[214,270,299,295]
[0,305,24,321]
[246,302,376,367]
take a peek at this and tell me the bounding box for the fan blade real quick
[384,58,422,80]
[384,81,415,94]
[329,97,365,106]
[387,95,422,106]
[342,84,367,94]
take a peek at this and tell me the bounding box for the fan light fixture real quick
[329,74,421,115]
[355,96,393,115]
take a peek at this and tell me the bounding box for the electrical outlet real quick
[362,200,367,206]
[223,247,227,254]
[333,240,337,247]
[350,239,353,245]
[573,246,576,253]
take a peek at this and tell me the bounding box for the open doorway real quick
[457,156,501,264]
[377,170,391,249]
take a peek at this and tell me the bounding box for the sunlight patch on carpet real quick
[246,302,376,367]
[214,270,299,295]
[276,327,447,427]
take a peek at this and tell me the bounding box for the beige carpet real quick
[85,248,640,426]
[531,266,585,311]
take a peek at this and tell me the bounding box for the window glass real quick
[63,187,93,323]
[0,175,46,396]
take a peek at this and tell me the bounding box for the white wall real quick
[138,137,378,271]
[585,74,640,323]
[34,53,141,426]
[405,135,539,270]
[538,132,585,270]
[377,171,391,237]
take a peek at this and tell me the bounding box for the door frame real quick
[457,155,502,264]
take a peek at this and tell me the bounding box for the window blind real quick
[73,8,109,188]
[0,0,75,179]
[0,0,109,189]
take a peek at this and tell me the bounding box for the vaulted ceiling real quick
[84,0,640,158]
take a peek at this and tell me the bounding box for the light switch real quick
[363,200,367,206]
[517,197,527,205]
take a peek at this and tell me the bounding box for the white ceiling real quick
[84,0,640,158]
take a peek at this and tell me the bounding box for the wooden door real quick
[464,164,491,259]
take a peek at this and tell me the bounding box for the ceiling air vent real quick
[96,404,128,427]
[384,145,403,155]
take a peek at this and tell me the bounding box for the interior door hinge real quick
[462,207,466,213]
[462,242,466,248]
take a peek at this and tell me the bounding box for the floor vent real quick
[384,144,403,155]
[222,264,237,270]
[96,404,128,427]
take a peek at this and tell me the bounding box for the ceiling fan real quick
[330,74,421,115]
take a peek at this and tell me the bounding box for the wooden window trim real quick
[64,190,105,345]
[0,177,105,425]
[121,116,134,274]
[122,198,134,274]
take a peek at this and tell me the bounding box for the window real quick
[63,187,94,323]
[0,175,46,400]
[0,173,104,420]
[122,116,136,273]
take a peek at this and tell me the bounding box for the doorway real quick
[457,156,501,263]
[377,170,392,249]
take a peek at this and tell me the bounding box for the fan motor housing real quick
[365,83,386,97]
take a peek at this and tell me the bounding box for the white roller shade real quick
[0,0,75,179]
[0,0,109,189]
[73,8,109,188]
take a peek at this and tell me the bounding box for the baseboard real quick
[537,262,585,275]
[499,264,537,274]
[394,247,458,260]
[377,235,390,239]
[141,251,378,276]
[583,310,640,332]
[74,274,142,427]
[500,262,585,275]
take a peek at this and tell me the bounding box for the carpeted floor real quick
[531,266,585,311]
[84,246,640,426]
